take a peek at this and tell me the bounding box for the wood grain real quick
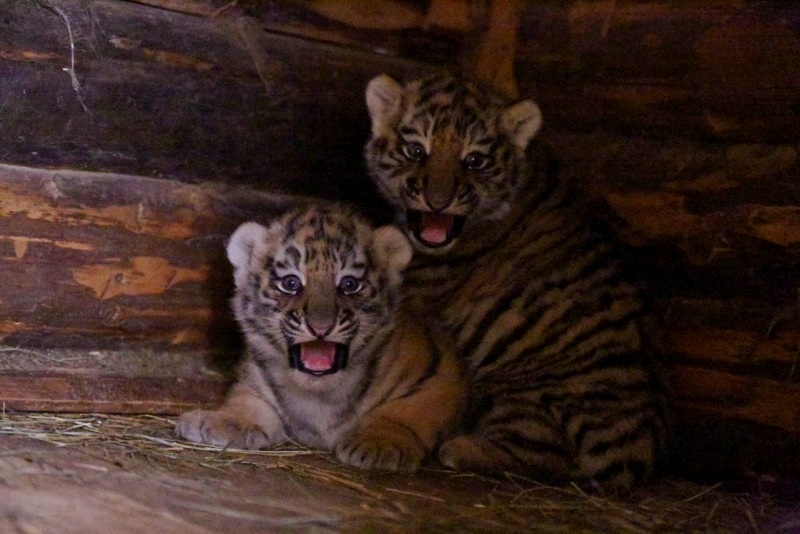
[516,2,800,142]
[0,0,435,200]
[0,371,226,414]
[245,1,800,142]
[0,163,298,351]
[670,366,800,434]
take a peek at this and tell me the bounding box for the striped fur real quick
[365,74,664,488]
[176,205,465,472]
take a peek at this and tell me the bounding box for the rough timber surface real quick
[0,347,225,413]
[0,414,797,533]
[515,2,800,143]
[0,0,435,203]
[0,163,300,353]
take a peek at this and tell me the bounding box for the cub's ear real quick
[366,74,403,136]
[500,100,542,151]
[226,222,271,271]
[371,225,413,277]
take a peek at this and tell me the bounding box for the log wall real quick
[1,0,799,478]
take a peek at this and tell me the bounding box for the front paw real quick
[438,435,484,471]
[176,409,272,450]
[335,428,426,473]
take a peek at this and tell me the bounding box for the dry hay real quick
[1,411,798,532]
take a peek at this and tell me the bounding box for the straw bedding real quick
[0,411,797,532]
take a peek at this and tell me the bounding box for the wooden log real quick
[661,300,800,477]
[669,328,799,380]
[244,1,800,142]
[0,162,289,412]
[546,132,800,270]
[516,1,800,142]
[662,298,799,438]
[0,163,299,351]
[125,0,226,17]
[661,307,800,441]
[669,366,800,434]
[0,0,435,197]
[460,0,523,99]
[249,0,472,63]
[0,371,226,414]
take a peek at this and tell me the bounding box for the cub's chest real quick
[279,383,359,448]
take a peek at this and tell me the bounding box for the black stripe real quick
[254,371,292,434]
[399,125,417,136]
[471,240,615,369]
[351,330,393,405]
[481,405,559,430]
[490,429,570,460]
[511,278,634,357]
[579,411,658,457]
[489,347,647,396]
[458,222,589,354]
[528,302,642,370]
[382,328,445,404]
[589,460,626,483]
[401,327,445,395]
[459,285,523,362]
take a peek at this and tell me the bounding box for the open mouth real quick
[407,210,465,248]
[289,340,349,376]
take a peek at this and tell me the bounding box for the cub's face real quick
[364,74,542,254]
[227,207,411,388]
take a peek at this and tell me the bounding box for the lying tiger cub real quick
[176,205,465,472]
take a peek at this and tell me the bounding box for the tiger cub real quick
[176,205,465,472]
[364,73,664,488]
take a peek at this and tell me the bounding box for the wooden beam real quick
[304,0,425,31]
[462,0,522,100]
[123,0,224,17]
[516,2,800,142]
[0,0,435,193]
[669,329,799,373]
[0,371,226,414]
[240,1,800,142]
[670,366,800,435]
[0,163,298,352]
[545,132,800,269]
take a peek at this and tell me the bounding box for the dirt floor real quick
[0,413,797,533]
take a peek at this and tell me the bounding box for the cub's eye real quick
[277,275,302,295]
[464,152,490,170]
[338,276,364,296]
[401,142,426,161]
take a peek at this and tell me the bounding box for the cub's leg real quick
[335,322,465,472]
[176,361,285,450]
[336,416,429,473]
[437,392,573,483]
[438,386,661,489]
[565,390,662,490]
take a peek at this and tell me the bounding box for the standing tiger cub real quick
[364,73,665,488]
[176,206,465,472]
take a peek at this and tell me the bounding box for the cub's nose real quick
[423,175,456,211]
[303,277,338,337]
[306,315,336,337]
[426,190,453,211]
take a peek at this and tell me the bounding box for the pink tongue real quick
[420,213,454,244]
[300,340,336,372]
